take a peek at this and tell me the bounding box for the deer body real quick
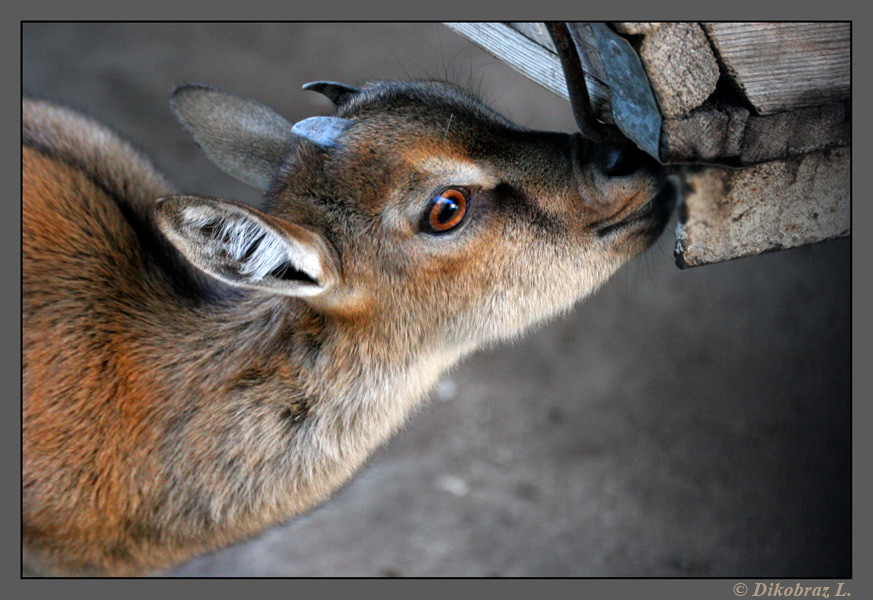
[23,81,674,575]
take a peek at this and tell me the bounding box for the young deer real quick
[22,80,675,576]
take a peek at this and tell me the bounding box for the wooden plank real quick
[507,22,555,53]
[661,101,850,165]
[739,102,850,164]
[443,22,613,121]
[661,105,749,164]
[674,147,850,268]
[703,22,850,115]
[611,23,663,35]
[443,22,568,100]
[637,22,720,118]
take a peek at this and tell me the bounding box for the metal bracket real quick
[548,22,662,160]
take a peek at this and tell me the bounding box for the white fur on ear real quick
[155,196,336,297]
[179,205,323,286]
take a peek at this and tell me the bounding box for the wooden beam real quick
[703,22,850,115]
[611,23,663,35]
[443,22,613,119]
[661,101,850,165]
[637,22,720,119]
[443,22,569,101]
[674,147,850,268]
[507,22,555,52]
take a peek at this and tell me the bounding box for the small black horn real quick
[302,81,361,106]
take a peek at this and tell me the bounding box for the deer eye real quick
[420,187,469,234]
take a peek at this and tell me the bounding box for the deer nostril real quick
[596,143,644,177]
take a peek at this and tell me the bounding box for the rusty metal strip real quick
[548,22,662,159]
[545,22,616,144]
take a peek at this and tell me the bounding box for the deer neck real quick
[149,292,468,532]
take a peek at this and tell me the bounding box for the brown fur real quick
[23,81,674,575]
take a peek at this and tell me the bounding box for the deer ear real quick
[171,84,299,190]
[154,195,339,298]
[170,84,355,191]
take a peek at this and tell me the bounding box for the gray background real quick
[22,23,851,577]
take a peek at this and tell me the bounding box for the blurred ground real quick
[22,22,851,577]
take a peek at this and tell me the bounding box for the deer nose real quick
[593,142,650,177]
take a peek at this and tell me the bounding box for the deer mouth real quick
[594,176,679,240]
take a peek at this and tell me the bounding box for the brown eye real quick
[421,187,469,234]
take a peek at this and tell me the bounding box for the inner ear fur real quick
[154,195,339,297]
